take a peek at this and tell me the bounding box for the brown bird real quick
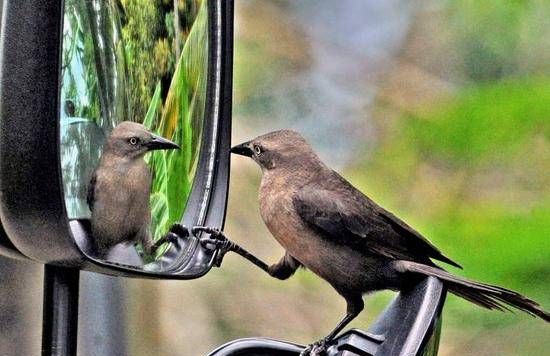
[228,129,549,355]
[87,121,182,258]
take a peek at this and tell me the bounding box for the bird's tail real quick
[397,260,550,322]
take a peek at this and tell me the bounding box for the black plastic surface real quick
[0,0,24,260]
[208,337,303,356]
[0,0,83,265]
[0,219,25,260]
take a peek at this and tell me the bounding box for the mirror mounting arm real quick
[42,265,80,356]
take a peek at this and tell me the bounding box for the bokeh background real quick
[128,0,550,354]
[1,0,548,355]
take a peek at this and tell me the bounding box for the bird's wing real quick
[87,172,97,212]
[374,203,462,268]
[293,173,461,268]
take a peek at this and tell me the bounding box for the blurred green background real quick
[136,0,549,355]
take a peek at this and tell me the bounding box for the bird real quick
[227,129,549,355]
[87,121,184,258]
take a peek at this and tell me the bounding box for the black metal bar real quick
[42,265,80,356]
[78,272,128,356]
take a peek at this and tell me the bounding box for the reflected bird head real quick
[106,121,179,159]
[231,129,318,171]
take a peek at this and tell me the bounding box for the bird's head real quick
[231,129,319,172]
[105,121,179,159]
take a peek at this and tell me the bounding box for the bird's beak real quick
[146,134,180,151]
[230,141,254,157]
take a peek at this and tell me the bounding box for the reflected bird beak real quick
[230,141,254,157]
[146,134,180,151]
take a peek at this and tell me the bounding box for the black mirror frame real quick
[0,220,26,260]
[0,0,233,278]
[0,0,25,261]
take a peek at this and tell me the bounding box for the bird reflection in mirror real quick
[87,121,189,259]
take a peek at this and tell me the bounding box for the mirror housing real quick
[0,221,26,260]
[0,0,234,278]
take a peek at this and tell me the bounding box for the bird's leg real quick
[192,226,271,271]
[148,224,190,256]
[191,226,226,266]
[300,297,364,356]
[169,223,191,239]
[268,253,302,280]
[192,227,303,279]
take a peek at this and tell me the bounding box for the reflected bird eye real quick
[254,145,262,155]
[129,137,138,145]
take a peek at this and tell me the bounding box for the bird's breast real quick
[259,176,328,269]
[91,162,152,245]
[259,177,303,250]
[258,174,398,295]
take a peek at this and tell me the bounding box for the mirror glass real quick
[60,0,208,265]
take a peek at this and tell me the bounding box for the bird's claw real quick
[192,225,224,238]
[300,337,332,356]
[193,226,232,266]
[169,223,190,238]
[165,232,180,244]
[147,224,188,256]
[199,236,232,250]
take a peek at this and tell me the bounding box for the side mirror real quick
[0,0,233,278]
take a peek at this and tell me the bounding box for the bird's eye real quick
[128,137,139,145]
[253,144,262,155]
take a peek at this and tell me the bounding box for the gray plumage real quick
[87,121,179,258]
[230,129,549,354]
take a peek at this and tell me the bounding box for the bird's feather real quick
[293,170,461,268]
[399,260,549,321]
[87,172,97,212]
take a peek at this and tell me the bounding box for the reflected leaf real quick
[146,0,208,247]
[143,81,162,130]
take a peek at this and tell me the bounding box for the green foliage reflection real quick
[61,0,208,258]
[142,1,208,256]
